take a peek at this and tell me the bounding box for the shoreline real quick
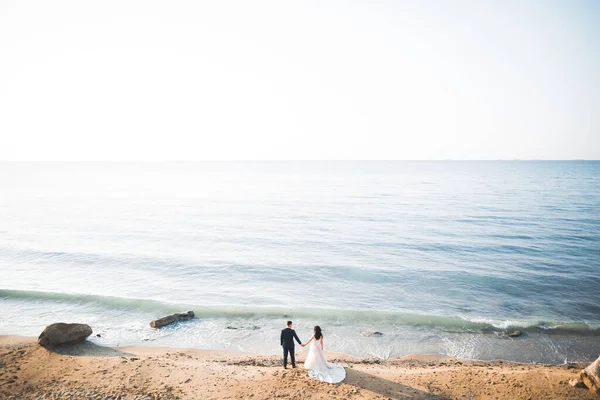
[2,335,598,399]
[4,289,600,365]
[3,333,590,367]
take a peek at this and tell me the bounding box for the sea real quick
[1,161,599,364]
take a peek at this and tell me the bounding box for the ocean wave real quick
[2,289,598,335]
[0,246,397,283]
[0,247,186,272]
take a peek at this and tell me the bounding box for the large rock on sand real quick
[580,354,600,393]
[150,311,195,328]
[38,323,93,347]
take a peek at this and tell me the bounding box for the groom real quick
[280,320,302,369]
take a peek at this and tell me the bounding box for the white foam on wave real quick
[463,316,533,330]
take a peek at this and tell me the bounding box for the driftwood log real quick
[150,311,195,328]
[580,354,600,393]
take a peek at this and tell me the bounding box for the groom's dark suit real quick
[280,327,302,368]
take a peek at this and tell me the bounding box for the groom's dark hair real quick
[287,320,292,326]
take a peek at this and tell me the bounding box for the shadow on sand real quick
[45,340,136,358]
[344,367,449,400]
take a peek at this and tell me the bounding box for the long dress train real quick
[303,337,345,383]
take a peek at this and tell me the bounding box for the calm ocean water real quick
[1,161,599,363]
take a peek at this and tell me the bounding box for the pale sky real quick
[1,0,598,161]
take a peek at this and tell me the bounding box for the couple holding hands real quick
[280,320,345,384]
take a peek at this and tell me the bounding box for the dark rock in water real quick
[226,323,260,330]
[38,323,93,347]
[150,311,195,328]
[580,354,600,393]
[360,331,383,337]
[96,334,101,338]
[496,329,526,339]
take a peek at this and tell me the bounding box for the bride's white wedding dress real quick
[303,337,345,383]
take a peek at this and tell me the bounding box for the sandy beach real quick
[1,336,597,400]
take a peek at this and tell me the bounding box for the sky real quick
[0,0,598,161]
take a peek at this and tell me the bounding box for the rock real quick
[150,311,194,328]
[497,329,525,339]
[96,334,102,337]
[360,331,383,337]
[226,324,260,330]
[569,378,585,388]
[580,354,600,393]
[38,323,93,347]
[505,329,522,337]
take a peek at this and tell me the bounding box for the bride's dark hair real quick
[314,325,322,340]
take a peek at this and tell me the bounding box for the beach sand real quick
[0,336,597,399]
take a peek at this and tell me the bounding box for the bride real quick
[301,326,346,383]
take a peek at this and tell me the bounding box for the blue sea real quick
[1,161,599,364]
